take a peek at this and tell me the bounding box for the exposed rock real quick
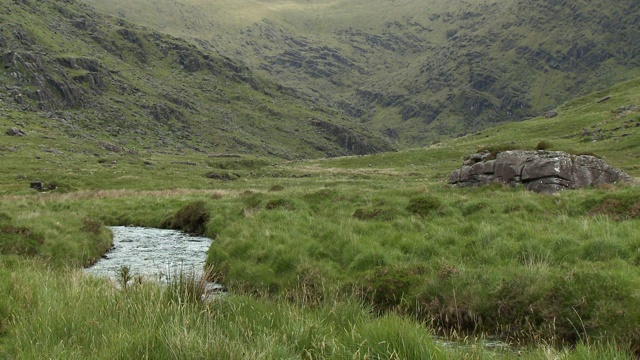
[597,96,611,103]
[100,141,122,153]
[310,119,390,155]
[30,181,44,191]
[6,127,26,136]
[205,172,239,181]
[449,150,630,194]
[544,110,558,118]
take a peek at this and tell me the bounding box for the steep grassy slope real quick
[0,0,393,159]
[82,0,640,147]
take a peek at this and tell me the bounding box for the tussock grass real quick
[162,200,210,235]
[0,260,452,359]
[1,77,639,357]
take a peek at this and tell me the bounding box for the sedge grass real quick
[1,77,639,357]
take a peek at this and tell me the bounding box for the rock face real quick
[449,150,630,194]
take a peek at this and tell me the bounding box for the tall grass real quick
[207,182,640,353]
[0,75,639,357]
[0,260,633,359]
[0,260,452,359]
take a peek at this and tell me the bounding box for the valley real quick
[0,0,639,358]
[83,0,640,145]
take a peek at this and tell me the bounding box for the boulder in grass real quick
[30,181,44,191]
[450,150,630,194]
[6,127,26,136]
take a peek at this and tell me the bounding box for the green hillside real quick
[1,0,640,358]
[1,75,639,357]
[82,0,640,146]
[0,0,392,160]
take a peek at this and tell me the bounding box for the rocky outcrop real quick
[310,119,391,155]
[6,127,26,136]
[449,150,630,193]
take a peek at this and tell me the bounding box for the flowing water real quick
[85,226,213,283]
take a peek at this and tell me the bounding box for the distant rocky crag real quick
[449,150,631,194]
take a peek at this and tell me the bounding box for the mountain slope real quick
[0,0,393,159]
[82,0,640,147]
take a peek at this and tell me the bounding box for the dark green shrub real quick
[269,184,284,192]
[162,201,209,235]
[485,274,550,339]
[542,270,636,346]
[290,264,326,305]
[302,189,337,203]
[460,201,491,216]
[243,193,265,209]
[407,196,443,217]
[0,226,44,256]
[536,140,553,150]
[204,171,239,181]
[586,195,640,220]
[352,207,396,221]
[265,199,295,210]
[359,267,424,312]
[81,218,102,235]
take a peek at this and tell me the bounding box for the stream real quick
[85,226,214,284]
[87,227,513,351]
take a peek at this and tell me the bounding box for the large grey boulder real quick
[449,150,630,194]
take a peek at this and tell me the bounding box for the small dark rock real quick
[206,172,238,181]
[30,181,44,191]
[544,110,558,119]
[6,127,26,136]
[100,141,122,153]
[597,96,611,103]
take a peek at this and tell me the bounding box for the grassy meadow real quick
[1,78,639,358]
